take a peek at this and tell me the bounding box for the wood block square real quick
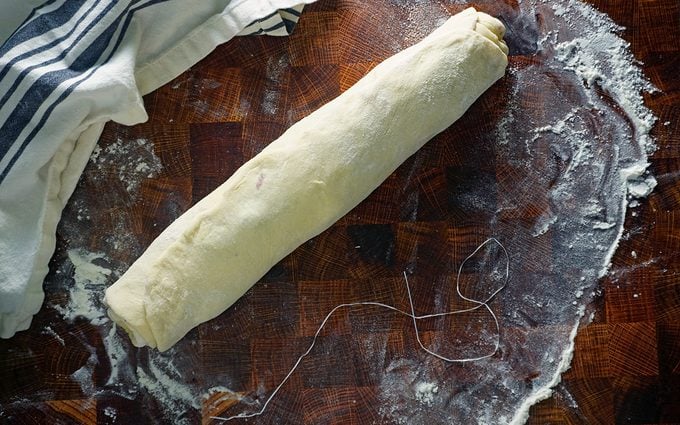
[338,62,377,92]
[244,280,300,337]
[604,268,656,324]
[657,321,680,376]
[336,2,406,64]
[294,221,420,282]
[289,11,342,66]
[528,379,614,425]
[0,319,99,403]
[300,335,358,388]
[249,337,310,391]
[339,170,422,225]
[562,378,615,424]
[612,375,662,424]
[394,222,452,277]
[198,339,251,392]
[287,65,339,122]
[298,279,356,336]
[293,229,355,281]
[609,322,659,377]
[650,97,680,157]
[349,331,406,387]
[238,57,292,124]
[652,211,680,266]
[445,165,499,221]
[633,0,680,55]
[132,177,193,246]
[240,120,287,159]
[301,387,371,424]
[144,67,243,124]
[188,122,244,201]
[205,35,291,70]
[345,224,396,276]
[494,161,552,221]
[654,266,680,324]
[98,122,192,178]
[564,324,611,379]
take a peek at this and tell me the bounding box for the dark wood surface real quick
[1,0,678,424]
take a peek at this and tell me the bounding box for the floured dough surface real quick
[104,7,508,351]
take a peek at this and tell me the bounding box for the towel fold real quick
[0,0,314,339]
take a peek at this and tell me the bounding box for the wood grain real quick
[1,0,678,424]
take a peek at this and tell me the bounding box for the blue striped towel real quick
[0,0,314,339]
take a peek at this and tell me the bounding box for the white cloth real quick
[0,0,314,338]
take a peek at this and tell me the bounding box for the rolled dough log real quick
[104,7,509,351]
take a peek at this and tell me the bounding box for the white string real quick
[211,237,509,421]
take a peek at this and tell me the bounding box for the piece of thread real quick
[212,237,509,421]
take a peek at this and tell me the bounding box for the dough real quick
[104,8,508,351]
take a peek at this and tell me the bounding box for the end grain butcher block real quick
[0,0,678,424]
[104,7,509,353]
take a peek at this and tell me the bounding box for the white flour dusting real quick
[54,249,111,325]
[102,324,132,388]
[103,406,117,420]
[377,358,455,425]
[136,353,199,413]
[499,1,655,423]
[262,55,288,115]
[52,246,206,422]
[40,326,65,346]
[88,136,162,195]
[71,343,98,395]
[414,382,439,406]
[52,151,201,423]
[61,136,164,255]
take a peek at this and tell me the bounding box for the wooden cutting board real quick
[1,0,678,424]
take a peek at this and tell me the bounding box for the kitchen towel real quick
[0,0,314,339]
